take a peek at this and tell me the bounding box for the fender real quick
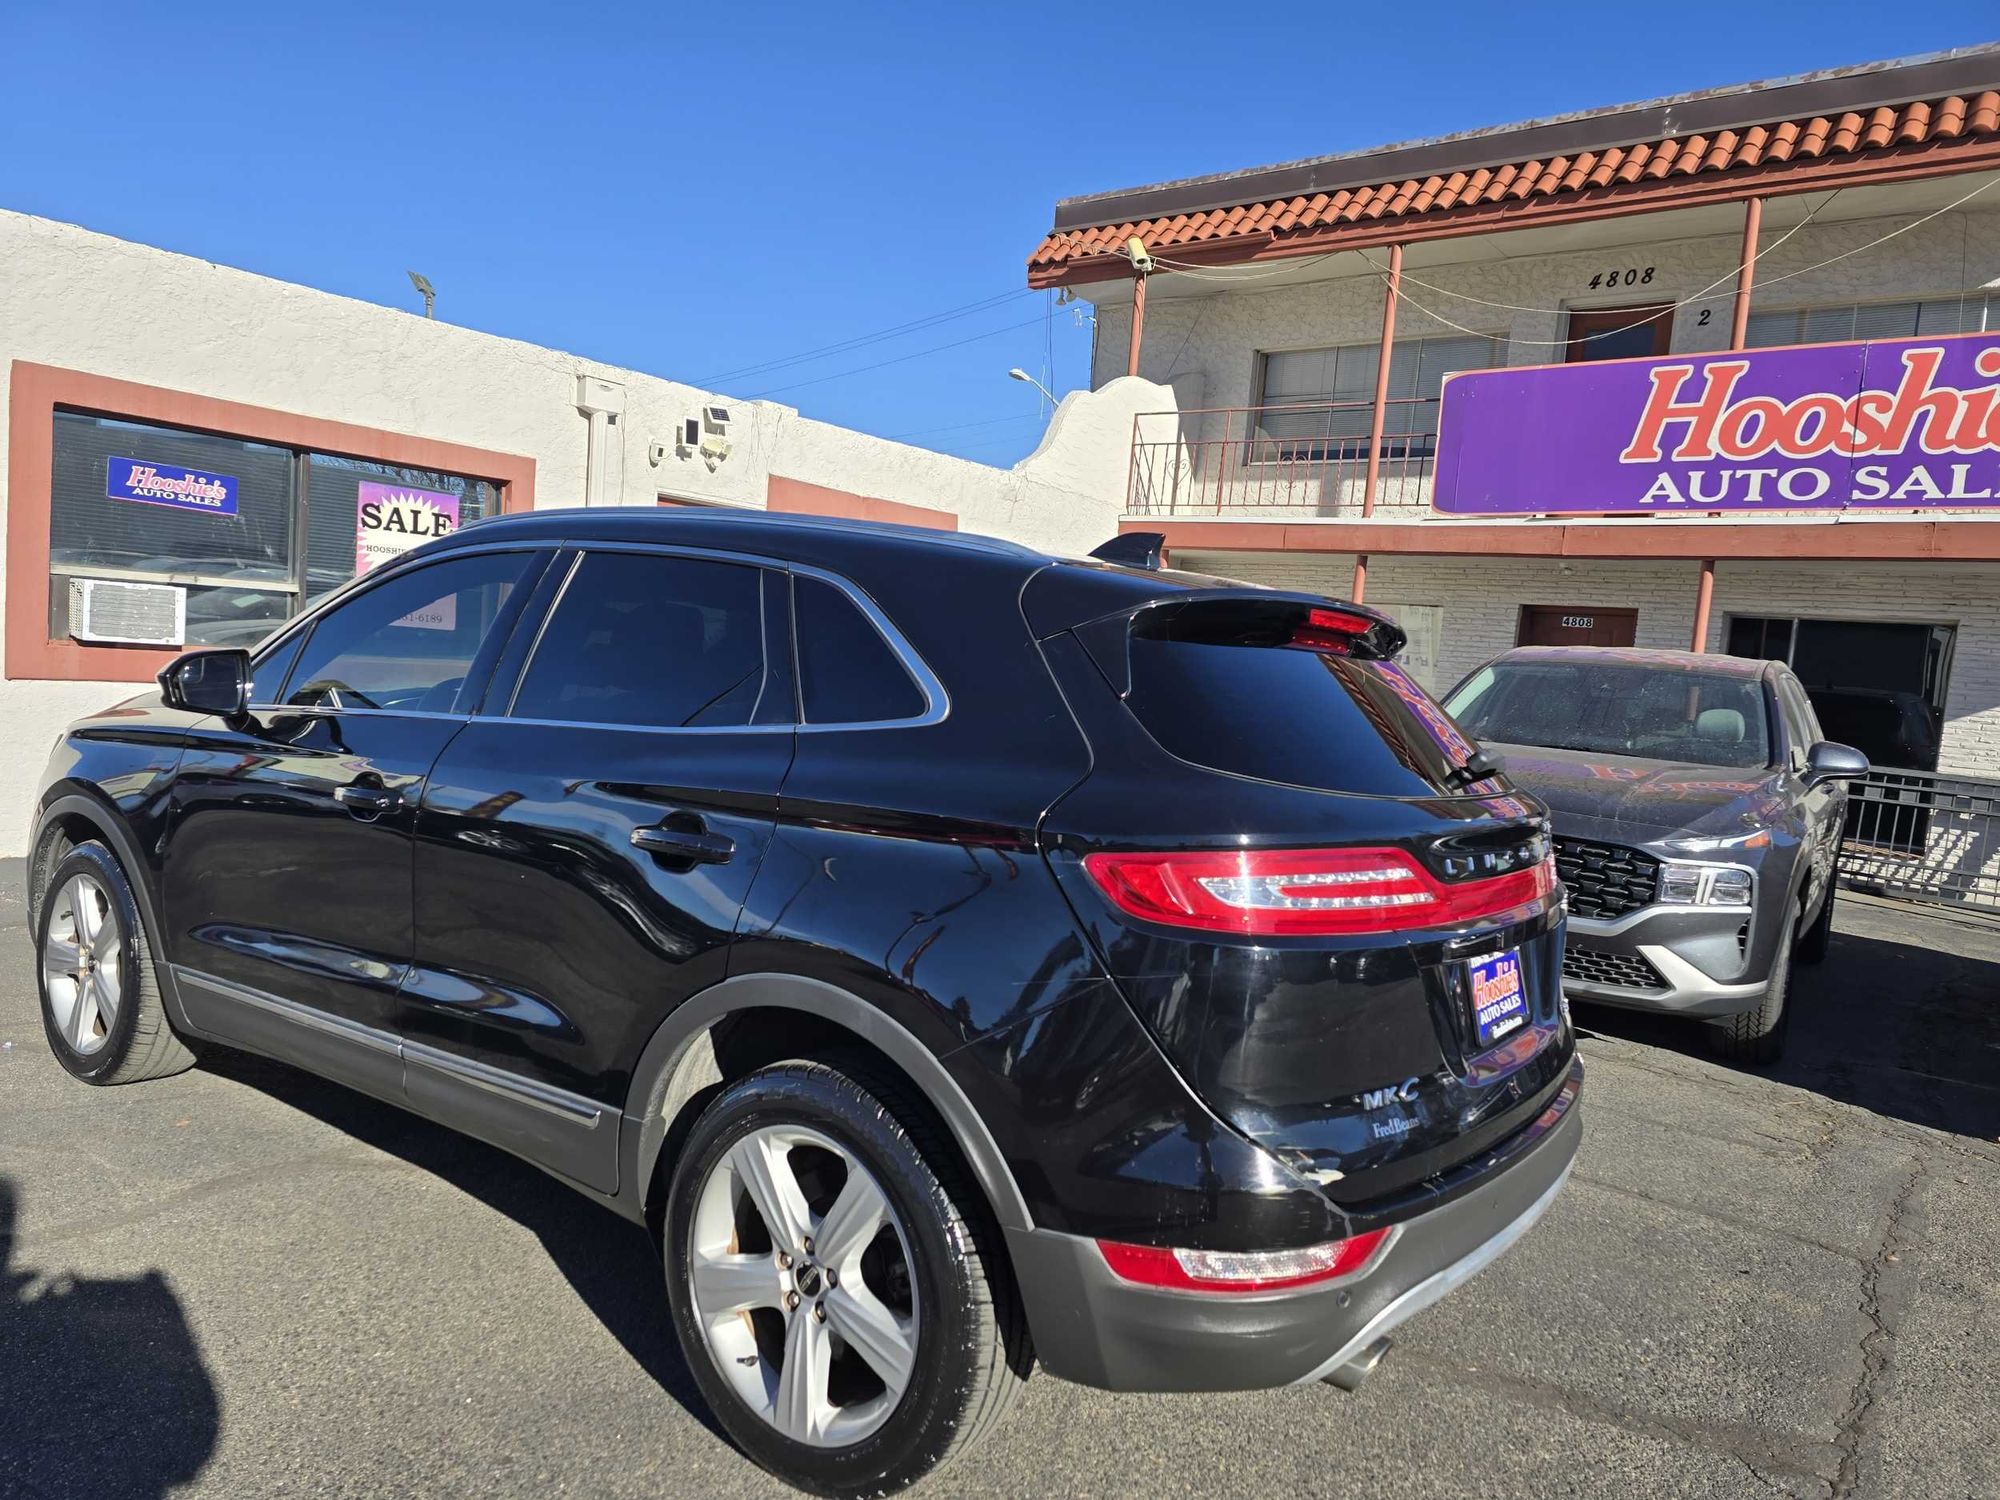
[618,971,1033,1233]
[32,789,194,1032]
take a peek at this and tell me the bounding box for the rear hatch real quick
[1027,566,1573,1204]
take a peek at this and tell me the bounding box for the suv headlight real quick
[1659,861,1754,907]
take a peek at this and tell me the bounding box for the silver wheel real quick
[688,1124,920,1448]
[42,873,124,1056]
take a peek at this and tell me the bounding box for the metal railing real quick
[1838,767,2000,914]
[1128,399,1441,517]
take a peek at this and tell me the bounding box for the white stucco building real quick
[0,208,1162,853]
[1032,48,2000,795]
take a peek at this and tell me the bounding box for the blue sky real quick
[4,3,1997,467]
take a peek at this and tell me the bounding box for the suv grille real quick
[1562,943,1667,991]
[1554,838,1661,920]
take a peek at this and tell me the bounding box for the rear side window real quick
[1124,634,1476,797]
[794,575,927,725]
[512,552,768,728]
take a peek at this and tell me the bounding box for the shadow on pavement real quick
[194,1046,728,1443]
[0,1179,220,1499]
[1576,902,2000,1142]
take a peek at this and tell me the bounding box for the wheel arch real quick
[30,787,194,1035]
[620,972,1032,1236]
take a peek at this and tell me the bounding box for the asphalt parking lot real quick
[2,876,1996,1500]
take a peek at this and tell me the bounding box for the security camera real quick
[648,441,668,467]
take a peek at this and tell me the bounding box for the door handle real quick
[631,824,735,865]
[334,783,404,817]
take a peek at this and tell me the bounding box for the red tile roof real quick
[1029,90,2000,285]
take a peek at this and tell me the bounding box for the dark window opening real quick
[793,576,927,725]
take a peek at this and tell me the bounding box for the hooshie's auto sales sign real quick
[1433,331,2000,514]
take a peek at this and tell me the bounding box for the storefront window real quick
[1743,294,2000,348]
[48,412,499,648]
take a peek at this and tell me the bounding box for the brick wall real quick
[1177,550,2000,777]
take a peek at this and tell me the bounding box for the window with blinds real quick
[1253,334,1503,459]
[1742,294,2000,348]
[49,411,500,649]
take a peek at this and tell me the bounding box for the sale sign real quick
[1433,330,2000,514]
[355,482,460,575]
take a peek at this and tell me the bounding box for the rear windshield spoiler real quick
[1070,590,1408,696]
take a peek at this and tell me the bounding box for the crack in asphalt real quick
[1395,1347,1837,1489]
[1829,1151,1927,1500]
[1570,1171,1866,1264]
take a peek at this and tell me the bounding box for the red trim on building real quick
[6,361,537,683]
[765,475,958,531]
[1125,516,2000,562]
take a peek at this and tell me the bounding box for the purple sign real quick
[1433,330,2000,514]
[107,456,238,516]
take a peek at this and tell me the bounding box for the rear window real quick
[795,575,928,724]
[1124,637,1480,797]
[1445,659,1771,769]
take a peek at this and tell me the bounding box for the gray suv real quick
[1444,648,1867,1064]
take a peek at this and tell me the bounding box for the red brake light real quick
[1290,606,1376,655]
[1081,846,1555,937]
[1096,1227,1396,1293]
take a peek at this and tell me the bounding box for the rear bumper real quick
[1006,1059,1582,1392]
[1563,905,1766,1018]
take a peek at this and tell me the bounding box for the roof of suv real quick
[447,507,1052,569]
[1495,646,1775,680]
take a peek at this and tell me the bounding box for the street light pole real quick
[1007,367,1056,410]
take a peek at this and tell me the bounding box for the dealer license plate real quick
[1468,948,1528,1049]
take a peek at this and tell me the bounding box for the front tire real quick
[1711,919,1793,1067]
[1796,882,1836,965]
[35,841,194,1085]
[662,1058,1026,1497]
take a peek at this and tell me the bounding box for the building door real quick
[1726,616,1951,772]
[1517,605,1638,648]
[1565,304,1674,363]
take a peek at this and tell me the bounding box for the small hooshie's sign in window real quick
[356,481,460,575]
[106,456,239,516]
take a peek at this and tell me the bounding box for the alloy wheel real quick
[43,873,123,1056]
[688,1123,920,1447]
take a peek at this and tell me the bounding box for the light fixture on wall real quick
[407,271,436,320]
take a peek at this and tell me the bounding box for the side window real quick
[1780,677,1821,763]
[794,575,928,725]
[279,551,534,713]
[511,552,768,728]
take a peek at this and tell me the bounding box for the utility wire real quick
[887,410,1044,441]
[743,315,1048,399]
[698,288,1034,386]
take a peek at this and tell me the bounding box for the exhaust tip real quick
[1322,1337,1391,1392]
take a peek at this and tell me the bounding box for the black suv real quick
[28,511,1581,1496]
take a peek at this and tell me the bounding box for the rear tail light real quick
[1082,846,1555,937]
[1097,1227,1396,1293]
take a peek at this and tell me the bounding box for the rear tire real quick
[35,842,195,1085]
[662,1057,1026,1497]
[1711,920,1793,1067]
[1796,883,1836,965]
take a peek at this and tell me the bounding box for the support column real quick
[1728,197,1763,350]
[1126,267,1149,377]
[1355,242,1403,600]
[1351,553,1368,604]
[1690,558,1715,652]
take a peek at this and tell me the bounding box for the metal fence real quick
[1838,767,2000,914]
[1127,399,1440,516]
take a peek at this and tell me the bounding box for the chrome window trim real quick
[481,540,950,736]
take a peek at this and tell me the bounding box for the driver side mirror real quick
[158,649,252,718]
[1803,739,1869,788]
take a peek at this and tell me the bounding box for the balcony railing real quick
[1128,399,1441,517]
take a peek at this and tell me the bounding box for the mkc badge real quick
[1359,1077,1420,1111]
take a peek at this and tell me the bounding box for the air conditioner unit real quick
[69,578,186,646]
